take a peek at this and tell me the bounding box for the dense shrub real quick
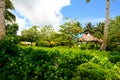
[79,43,101,50]
[0,45,120,80]
[0,35,21,79]
[108,51,120,64]
[36,40,58,47]
[72,62,120,80]
[0,35,19,55]
[35,40,74,47]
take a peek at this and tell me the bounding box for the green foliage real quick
[60,19,83,35]
[79,42,101,50]
[0,35,20,79]
[108,16,120,51]
[72,62,120,80]
[0,35,19,55]
[0,46,120,80]
[5,0,16,22]
[21,25,40,43]
[92,22,104,39]
[34,22,81,47]
[108,51,120,64]
[59,19,83,47]
[36,40,57,47]
[6,23,19,35]
[39,25,54,41]
[84,22,94,33]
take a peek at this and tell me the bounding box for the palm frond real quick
[86,0,90,3]
[5,10,16,22]
[5,0,14,9]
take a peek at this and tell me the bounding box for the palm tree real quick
[0,0,5,40]
[85,0,110,50]
[84,22,93,33]
[5,0,16,22]
[100,0,110,50]
[93,22,104,39]
[0,0,15,40]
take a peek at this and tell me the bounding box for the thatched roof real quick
[78,32,103,44]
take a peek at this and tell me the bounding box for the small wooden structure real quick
[78,32,103,44]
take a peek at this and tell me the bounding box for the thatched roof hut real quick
[78,32,103,44]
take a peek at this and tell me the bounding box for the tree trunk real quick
[0,0,5,40]
[100,0,110,50]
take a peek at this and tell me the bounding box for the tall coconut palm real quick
[85,0,110,50]
[0,0,15,40]
[0,0,5,40]
[100,0,110,50]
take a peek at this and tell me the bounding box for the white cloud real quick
[11,0,71,34]
[16,17,26,35]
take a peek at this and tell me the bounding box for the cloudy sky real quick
[11,0,120,35]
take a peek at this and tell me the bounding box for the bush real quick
[0,35,21,79]
[0,35,20,55]
[36,40,59,47]
[0,46,120,80]
[79,42,100,50]
[108,51,120,63]
[72,62,120,80]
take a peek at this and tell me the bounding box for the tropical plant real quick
[100,0,110,50]
[0,0,15,40]
[84,22,94,33]
[107,16,120,50]
[6,23,19,35]
[5,0,16,23]
[85,0,110,50]
[0,46,120,80]
[21,25,40,45]
[39,25,54,41]
[92,22,104,39]
[59,19,83,47]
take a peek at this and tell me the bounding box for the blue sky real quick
[62,0,120,25]
[12,0,120,35]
